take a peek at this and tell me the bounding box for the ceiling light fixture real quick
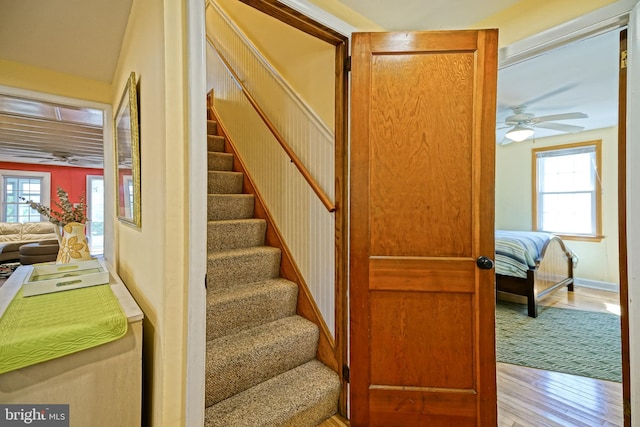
[505,124,534,142]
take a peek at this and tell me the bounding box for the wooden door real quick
[349,30,498,426]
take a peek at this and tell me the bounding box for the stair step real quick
[207,120,217,135]
[208,194,254,221]
[204,360,340,427]
[207,246,280,290]
[205,315,319,407]
[206,278,298,341]
[208,152,234,171]
[208,171,243,195]
[207,219,266,252]
[208,135,225,152]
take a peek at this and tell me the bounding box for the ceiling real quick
[496,28,619,144]
[0,94,104,168]
[0,0,132,83]
[333,0,523,31]
[0,0,620,167]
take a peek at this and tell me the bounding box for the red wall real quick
[0,162,103,204]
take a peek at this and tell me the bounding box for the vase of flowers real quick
[21,186,92,264]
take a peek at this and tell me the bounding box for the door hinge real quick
[621,49,628,69]
[344,56,352,73]
[204,274,208,290]
[624,399,632,417]
[342,365,350,383]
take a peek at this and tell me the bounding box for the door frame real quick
[223,0,352,416]
[497,1,638,424]
[194,0,640,423]
[0,84,114,260]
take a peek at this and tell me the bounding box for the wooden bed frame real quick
[496,235,574,318]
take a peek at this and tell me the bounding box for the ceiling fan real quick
[14,151,103,166]
[498,106,588,144]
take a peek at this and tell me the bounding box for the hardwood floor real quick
[326,286,623,427]
[498,362,623,426]
[498,285,623,426]
[318,414,349,426]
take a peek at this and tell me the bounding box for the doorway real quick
[0,85,113,261]
[494,25,627,425]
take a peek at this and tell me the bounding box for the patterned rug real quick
[496,300,622,382]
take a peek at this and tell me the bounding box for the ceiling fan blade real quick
[520,83,580,107]
[16,154,54,160]
[496,136,515,146]
[533,112,588,122]
[536,122,585,133]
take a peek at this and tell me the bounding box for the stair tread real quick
[208,152,234,172]
[208,193,253,199]
[207,218,264,226]
[207,194,254,220]
[207,315,316,357]
[206,245,280,260]
[204,360,339,427]
[208,135,225,152]
[207,218,266,252]
[207,277,294,299]
[206,246,281,290]
[205,315,319,406]
[206,278,298,340]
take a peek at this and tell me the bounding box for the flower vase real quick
[53,224,63,245]
[56,222,92,264]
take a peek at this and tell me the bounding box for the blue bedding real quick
[495,230,554,279]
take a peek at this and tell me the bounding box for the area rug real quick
[495,301,622,382]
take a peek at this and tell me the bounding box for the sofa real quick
[0,222,58,263]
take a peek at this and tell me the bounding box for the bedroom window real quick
[532,140,602,241]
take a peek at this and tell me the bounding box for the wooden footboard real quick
[534,235,574,301]
[496,235,574,318]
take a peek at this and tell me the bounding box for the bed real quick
[495,230,576,318]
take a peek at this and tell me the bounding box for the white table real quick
[0,260,143,427]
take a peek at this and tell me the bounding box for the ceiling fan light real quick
[505,124,534,142]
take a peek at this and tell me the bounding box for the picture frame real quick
[114,71,141,227]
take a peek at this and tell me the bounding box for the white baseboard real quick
[574,278,619,292]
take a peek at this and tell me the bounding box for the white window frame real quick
[532,140,603,241]
[0,170,51,223]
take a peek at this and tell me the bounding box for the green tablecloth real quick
[0,284,128,374]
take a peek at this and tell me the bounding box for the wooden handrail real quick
[207,36,336,213]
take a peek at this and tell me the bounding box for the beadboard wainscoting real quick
[205,1,337,337]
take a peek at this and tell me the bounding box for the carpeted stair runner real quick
[204,119,340,426]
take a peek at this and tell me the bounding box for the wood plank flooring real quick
[497,285,623,427]
[325,286,623,427]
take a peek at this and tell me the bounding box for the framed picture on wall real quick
[114,71,141,227]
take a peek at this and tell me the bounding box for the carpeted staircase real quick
[204,119,340,426]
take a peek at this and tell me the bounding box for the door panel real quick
[350,30,498,426]
[369,51,474,257]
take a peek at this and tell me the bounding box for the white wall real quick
[496,126,619,284]
[111,0,192,424]
[213,0,336,130]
